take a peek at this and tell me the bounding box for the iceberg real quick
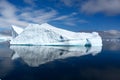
[11,25,24,38]
[10,23,102,46]
[12,25,24,35]
[10,46,102,67]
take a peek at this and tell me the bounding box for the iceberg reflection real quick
[10,46,102,67]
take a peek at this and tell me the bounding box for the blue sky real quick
[0,0,120,31]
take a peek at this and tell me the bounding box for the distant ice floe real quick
[10,46,102,67]
[0,34,12,42]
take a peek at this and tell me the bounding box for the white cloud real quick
[0,18,28,27]
[54,15,69,20]
[81,0,120,15]
[0,0,88,28]
[23,0,36,6]
[54,12,88,26]
[54,12,77,20]
[61,0,73,7]
[78,20,88,24]
[0,0,58,28]
[0,0,16,19]
[61,0,120,15]
[0,0,28,27]
[61,0,82,7]
[19,9,58,23]
[64,22,76,26]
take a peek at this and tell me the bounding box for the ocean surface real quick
[0,40,120,80]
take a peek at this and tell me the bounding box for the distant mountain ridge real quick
[98,30,120,39]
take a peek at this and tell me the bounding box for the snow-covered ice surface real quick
[10,23,102,46]
[12,25,24,35]
[11,25,24,38]
[10,46,102,67]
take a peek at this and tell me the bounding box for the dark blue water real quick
[0,40,120,80]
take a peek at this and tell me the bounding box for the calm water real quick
[0,40,120,80]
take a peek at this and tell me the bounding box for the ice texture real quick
[10,23,102,46]
[11,25,24,38]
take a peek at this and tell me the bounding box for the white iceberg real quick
[11,46,102,67]
[11,25,24,38]
[11,25,24,35]
[10,23,102,46]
